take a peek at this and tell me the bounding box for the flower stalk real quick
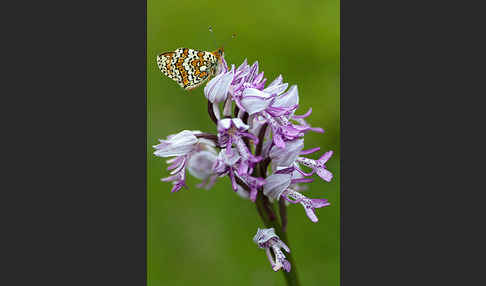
[252,159,300,286]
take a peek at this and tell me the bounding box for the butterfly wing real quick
[157,48,219,90]
[184,50,220,90]
[157,51,176,77]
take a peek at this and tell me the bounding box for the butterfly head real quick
[209,47,225,76]
[212,47,224,61]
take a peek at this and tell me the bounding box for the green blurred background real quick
[147,0,339,285]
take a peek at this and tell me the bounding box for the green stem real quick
[246,121,300,285]
[254,194,300,286]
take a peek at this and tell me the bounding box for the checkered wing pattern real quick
[157,48,223,90]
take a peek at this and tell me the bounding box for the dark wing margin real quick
[156,52,175,79]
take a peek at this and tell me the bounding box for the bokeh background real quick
[147,0,339,285]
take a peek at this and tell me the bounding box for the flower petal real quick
[270,139,304,167]
[266,74,283,88]
[237,58,249,73]
[217,118,232,130]
[263,82,288,96]
[273,85,299,108]
[241,88,273,115]
[231,118,249,130]
[204,67,234,103]
[263,173,291,200]
[153,130,198,157]
[246,61,259,82]
[253,227,278,245]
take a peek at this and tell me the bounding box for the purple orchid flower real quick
[268,138,333,182]
[231,60,267,99]
[153,130,200,157]
[295,150,334,182]
[238,81,316,149]
[253,228,291,272]
[217,118,262,165]
[213,148,241,191]
[213,147,264,201]
[153,130,217,192]
[205,58,324,149]
[237,173,265,202]
[263,172,330,223]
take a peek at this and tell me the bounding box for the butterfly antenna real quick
[218,32,237,52]
[209,27,237,55]
[208,25,218,50]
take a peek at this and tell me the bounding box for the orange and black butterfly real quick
[157,47,224,90]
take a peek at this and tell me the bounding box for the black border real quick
[340,1,476,284]
[6,1,147,284]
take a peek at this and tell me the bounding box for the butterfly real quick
[157,47,224,90]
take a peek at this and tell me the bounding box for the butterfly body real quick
[157,47,224,90]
